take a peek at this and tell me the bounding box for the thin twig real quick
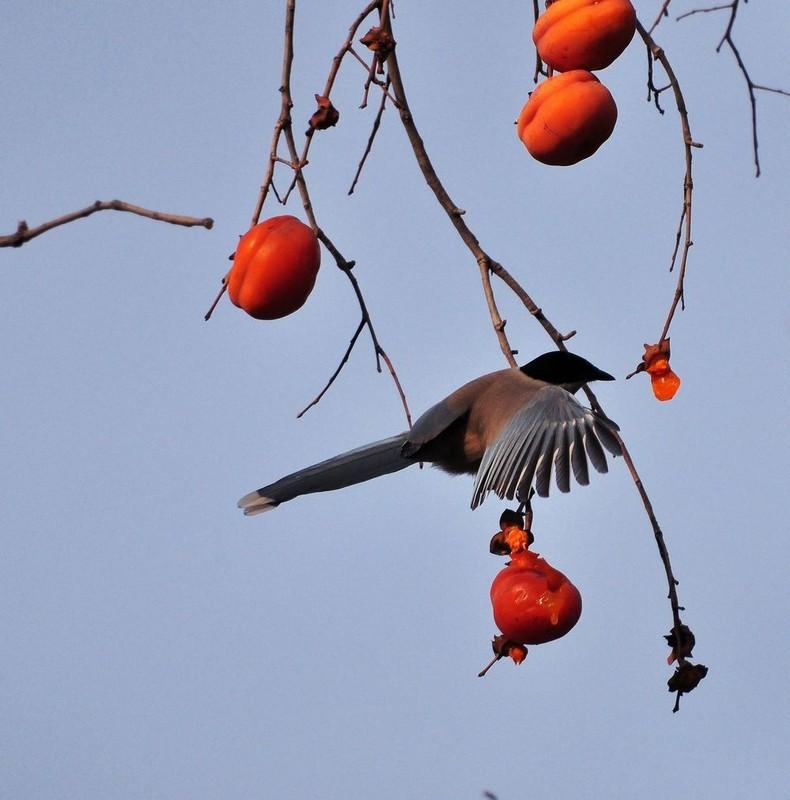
[313,229,413,426]
[644,40,667,114]
[477,257,518,364]
[378,347,413,427]
[348,76,390,195]
[676,3,732,22]
[583,382,690,711]
[298,319,366,418]
[360,54,379,109]
[250,0,298,227]
[648,0,675,34]
[677,0,790,177]
[204,278,228,321]
[637,20,702,343]
[348,48,401,105]
[531,0,546,83]
[0,200,213,248]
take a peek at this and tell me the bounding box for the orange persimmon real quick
[533,0,637,72]
[517,70,617,166]
[645,356,682,401]
[490,548,582,645]
[228,215,320,320]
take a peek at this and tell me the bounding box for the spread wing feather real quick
[594,417,622,455]
[552,423,571,494]
[511,427,549,503]
[571,424,589,486]
[584,428,608,474]
[471,386,621,508]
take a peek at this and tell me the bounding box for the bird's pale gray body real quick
[238,357,621,516]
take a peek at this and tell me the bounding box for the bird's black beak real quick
[591,367,615,382]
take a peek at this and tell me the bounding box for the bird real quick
[238,350,622,516]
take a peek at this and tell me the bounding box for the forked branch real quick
[248,0,411,425]
[382,2,700,709]
[677,0,790,177]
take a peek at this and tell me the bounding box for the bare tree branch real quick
[636,21,702,345]
[347,47,401,106]
[348,75,391,195]
[382,3,701,709]
[1,200,212,249]
[531,0,547,83]
[262,0,411,425]
[280,0,385,204]
[297,319,365,418]
[677,0,790,177]
[648,0,675,34]
[205,0,411,427]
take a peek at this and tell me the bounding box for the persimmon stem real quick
[204,277,229,321]
[477,654,502,678]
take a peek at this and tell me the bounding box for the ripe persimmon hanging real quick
[228,215,321,320]
[490,537,582,646]
[533,0,637,73]
[517,70,617,166]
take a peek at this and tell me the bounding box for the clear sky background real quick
[2,2,789,798]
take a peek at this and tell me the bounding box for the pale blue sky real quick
[2,3,789,798]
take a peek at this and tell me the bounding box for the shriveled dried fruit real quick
[308,94,339,133]
[360,26,396,60]
[665,624,696,664]
[668,662,708,694]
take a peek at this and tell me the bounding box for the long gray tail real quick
[238,433,411,516]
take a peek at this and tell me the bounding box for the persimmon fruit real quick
[228,215,321,320]
[645,356,682,401]
[533,0,637,72]
[517,70,617,166]
[490,548,582,645]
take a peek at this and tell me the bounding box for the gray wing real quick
[401,398,468,457]
[471,385,621,508]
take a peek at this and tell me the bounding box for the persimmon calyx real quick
[308,95,340,133]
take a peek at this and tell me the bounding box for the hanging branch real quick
[381,3,702,709]
[348,75,391,195]
[311,227,413,427]
[0,200,212,249]
[531,0,547,83]
[636,20,703,353]
[253,0,411,426]
[297,318,365,418]
[248,0,300,229]
[677,0,790,177]
[648,0,675,34]
[280,0,395,204]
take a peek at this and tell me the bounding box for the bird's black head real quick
[520,351,615,389]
